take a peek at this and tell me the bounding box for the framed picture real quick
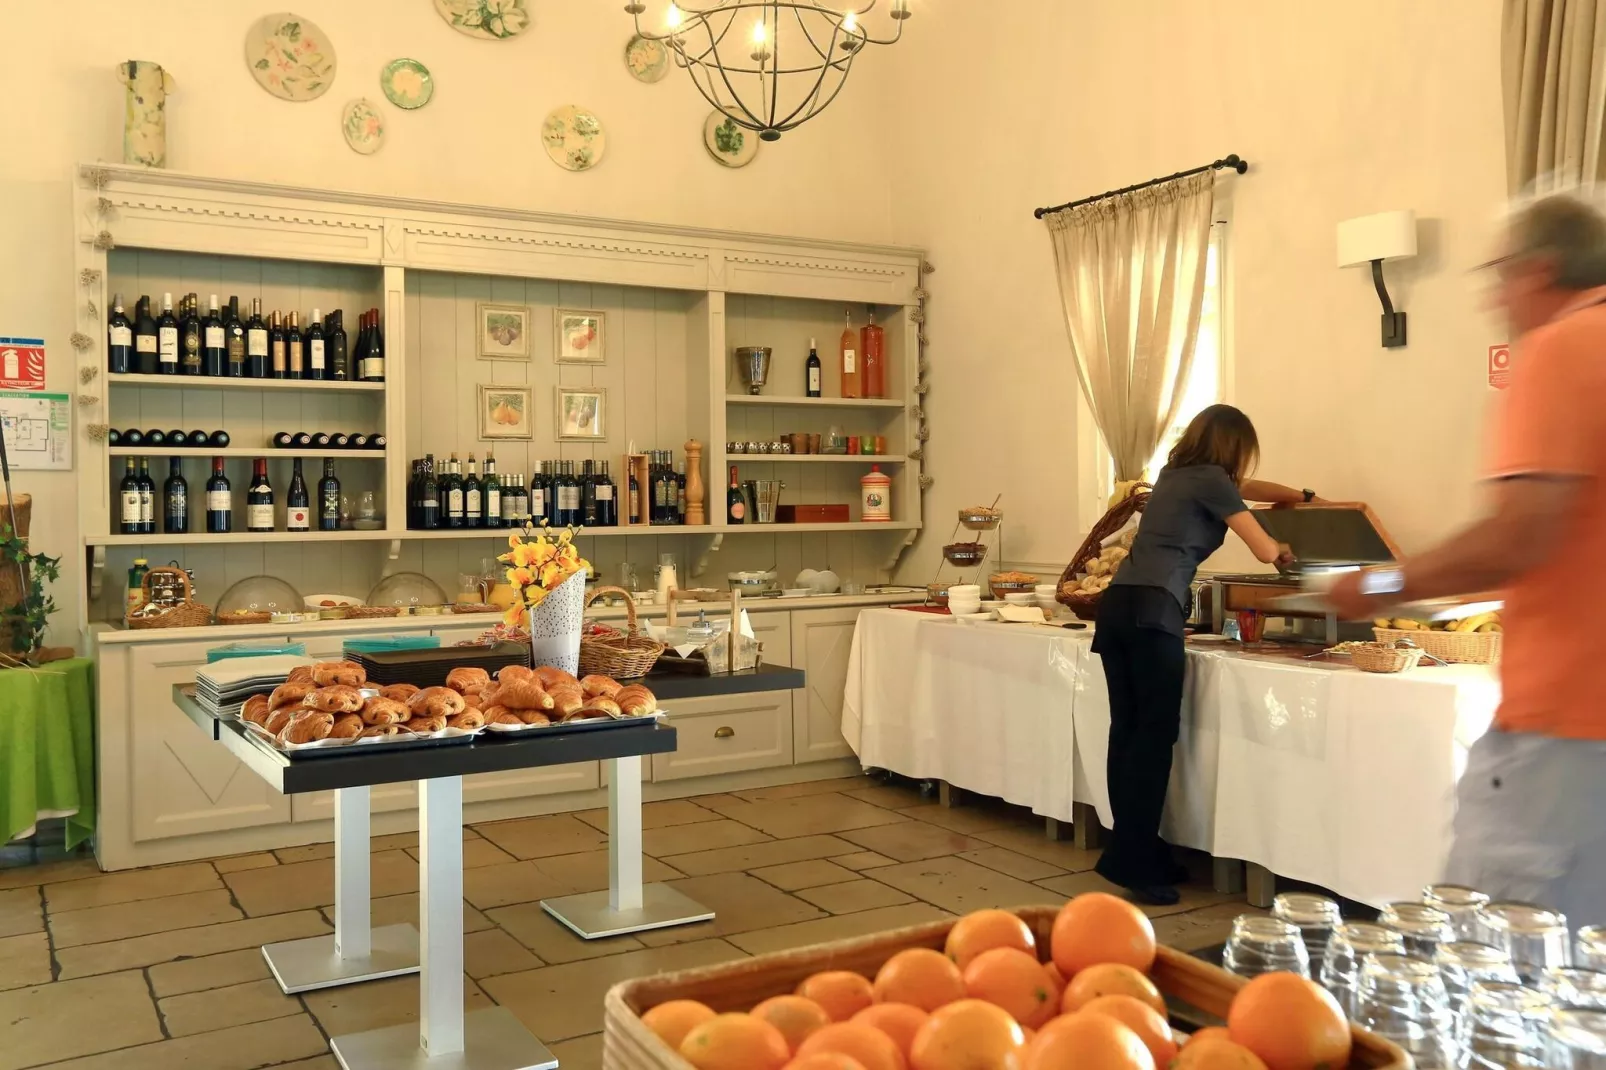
[554,308,605,363]
[477,303,531,360]
[555,386,606,441]
[478,384,534,440]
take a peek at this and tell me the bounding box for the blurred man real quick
[1328,192,1606,922]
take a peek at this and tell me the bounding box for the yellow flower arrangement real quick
[498,523,589,627]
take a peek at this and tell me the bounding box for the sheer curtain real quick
[1504,0,1606,192]
[1043,171,1216,483]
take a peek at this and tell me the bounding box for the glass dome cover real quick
[367,571,448,609]
[216,575,304,617]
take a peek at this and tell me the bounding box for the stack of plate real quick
[193,654,309,719]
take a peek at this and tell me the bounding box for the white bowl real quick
[948,601,982,616]
[1034,584,1059,596]
[795,568,820,588]
[948,584,982,597]
[952,611,992,624]
[1004,592,1036,605]
[979,599,1006,611]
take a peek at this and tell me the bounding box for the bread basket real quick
[1056,481,1152,618]
[126,567,212,629]
[1373,627,1502,665]
[1351,642,1423,674]
[580,586,665,679]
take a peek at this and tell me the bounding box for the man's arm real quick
[1398,475,1584,600]
[1240,480,1307,504]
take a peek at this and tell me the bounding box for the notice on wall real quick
[0,337,46,391]
[1488,343,1511,390]
[0,391,71,470]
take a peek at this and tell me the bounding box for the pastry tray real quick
[483,711,666,736]
[241,720,481,761]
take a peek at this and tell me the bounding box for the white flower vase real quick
[118,60,175,168]
[527,570,586,675]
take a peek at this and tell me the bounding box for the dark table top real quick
[642,663,804,700]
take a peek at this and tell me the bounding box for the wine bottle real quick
[580,459,597,527]
[350,312,369,379]
[137,458,156,534]
[157,293,179,374]
[627,461,640,525]
[331,432,351,449]
[163,457,188,534]
[349,434,370,449]
[167,429,185,447]
[119,458,141,535]
[272,431,294,448]
[205,457,232,533]
[291,432,313,448]
[839,309,860,398]
[444,452,464,528]
[286,458,310,531]
[369,434,386,451]
[529,465,547,525]
[806,337,822,398]
[361,309,385,382]
[329,310,348,380]
[202,295,226,377]
[208,430,231,448]
[246,299,268,378]
[268,311,286,379]
[134,296,159,375]
[311,432,331,449]
[224,296,246,377]
[726,465,745,524]
[246,458,274,532]
[107,293,133,374]
[861,307,885,398]
[122,428,144,447]
[597,459,617,526]
[186,430,209,448]
[107,428,122,446]
[317,459,340,531]
[420,455,440,530]
[145,429,166,447]
[463,453,482,528]
[483,452,502,529]
[306,309,326,381]
[500,468,519,527]
[180,293,202,375]
[286,312,304,380]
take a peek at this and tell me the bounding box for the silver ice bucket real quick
[734,347,773,395]
[743,479,784,524]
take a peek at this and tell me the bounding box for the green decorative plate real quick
[244,12,337,102]
[703,112,758,169]
[625,34,669,83]
[433,0,530,40]
[380,58,433,109]
[542,105,606,172]
[341,99,385,155]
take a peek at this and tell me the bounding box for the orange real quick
[799,971,877,1022]
[1049,893,1157,978]
[679,1012,790,1070]
[1227,973,1350,1070]
[753,995,831,1054]
[910,998,1027,1070]
[1187,1028,1234,1047]
[794,1022,908,1070]
[853,1003,930,1058]
[963,948,1061,1029]
[1045,962,1066,989]
[874,948,966,1012]
[1080,995,1178,1067]
[789,1055,871,1070]
[1062,963,1165,1014]
[945,909,1037,969]
[1174,1038,1271,1070]
[1025,1012,1155,1070]
[640,999,716,1051]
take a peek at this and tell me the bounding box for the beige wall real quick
[885,0,1509,581]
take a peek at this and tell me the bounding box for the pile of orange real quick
[640,893,1353,1070]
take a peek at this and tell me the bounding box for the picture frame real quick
[477,384,534,440]
[554,308,605,363]
[477,302,531,360]
[555,386,606,441]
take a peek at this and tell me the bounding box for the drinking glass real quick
[1357,953,1456,1069]
[1543,968,1606,1010]
[1578,927,1606,973]
[1222,915,1310,980]
[1547,1007,1606,1068]
[1425,884,1492,942]
[1274,892,1343,962]
[1323,921,1408,1019]
[1236,609,1266,648]
[1456,980,1551,1069]
[1480,902,1571,984]
[1436,941,1519,1022]
[1381,901,1456,960]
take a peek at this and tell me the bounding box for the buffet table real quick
[843,608,1502,907]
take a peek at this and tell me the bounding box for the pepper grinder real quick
[684,439,705,525]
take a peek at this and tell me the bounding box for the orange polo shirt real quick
[1489,286,1606,739]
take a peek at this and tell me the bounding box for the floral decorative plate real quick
[380,58,433,109]
[703,112,759,168]
[244,12,337,102]
[433,0,530,40]
[625,34,670,83]
[341,99,385,155]
[542,105,606,172]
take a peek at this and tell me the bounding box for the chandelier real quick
[624,1,911,141]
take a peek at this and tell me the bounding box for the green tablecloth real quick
[0,658,95,848]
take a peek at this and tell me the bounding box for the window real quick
[1142,225,1226,480]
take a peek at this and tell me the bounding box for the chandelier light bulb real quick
[749,17,770,61]
[665,2,682,30]
[843,11,858,33]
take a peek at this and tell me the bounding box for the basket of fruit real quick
[1373,612,1502,665]
[1057,484,1150,619]
[603,894,1406,1069]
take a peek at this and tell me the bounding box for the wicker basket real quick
[1373,627,1502,665]
[579,586,665,679]
[1351,642,1423,674]
[345,605,402,620]
[602,905,1408,1069]
[126,567,212,629]
[216,610,272,626]
[1056,482,1151,615]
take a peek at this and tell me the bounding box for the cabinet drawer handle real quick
[714,726,736,739]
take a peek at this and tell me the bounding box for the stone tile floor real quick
[0,776,1252,1070]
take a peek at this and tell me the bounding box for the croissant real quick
[459,688,484,711]
[329,713,364,740]
[263,706,297,737]
[279,710,333,745]
[445,667,490,694]
[486,679,553,711]
[447,709,485,731]
[303,685,365,714]
[379,683,420,702]
[615,685,657,716]
[518,708,552,725]
[404,714,446,734]
[241,694,272,726]
[489,709,525,726]
[286,665,315,686]
[534,665,579,691]
[580,674,623,699]
[361,696,409,726]
[496,664,534,684]
[584,695,623,717]
[407,686,466,719]
[547,684,585,718]
[269,681,315,710]
[312,660,366,687]
[360,724,402,738]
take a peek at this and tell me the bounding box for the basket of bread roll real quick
[1056,481,1150,620]
[479,664,660,733]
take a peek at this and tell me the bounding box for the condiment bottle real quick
[861,464,891,522]
[126,558,149,615]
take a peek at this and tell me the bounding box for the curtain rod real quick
[1033,154,1249,219]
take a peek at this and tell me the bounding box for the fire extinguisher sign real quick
[1488,343,1512,390]
[0,338,46,391]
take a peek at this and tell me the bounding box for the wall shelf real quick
[726,394,905,409]
[397,526,718,540]
[86,530,395,547]
[107,373,384,393]
[725,454,905,465]
[84,521,916,547]
[716,521,919,534]
[108,447,387,460]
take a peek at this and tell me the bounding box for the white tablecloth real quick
[843,608,1503,906]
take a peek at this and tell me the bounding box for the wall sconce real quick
[1337,210,1418,349]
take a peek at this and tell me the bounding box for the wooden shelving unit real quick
[725,454,906,465]
[725,394,905,409]
[107,373,384,393]
[108,447,387,460]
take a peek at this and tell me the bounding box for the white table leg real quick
[541,755,714,939]
[331,776,556,1070]
[262,785,419,995]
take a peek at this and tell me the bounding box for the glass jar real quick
[1322,921,1408,1019]
[1357,953,1456,1069]
[1380,901,1456,960]
[1456,980,1551,1070]
[1578,927,1606,973]
[1542,968,1606,1011]
[1273,892,1343,962]
[1424,884,1492,942]
[1435,941,1518,1022]
[1222,915,1310,980]
[1479,902,1571,985]
[1547,1007,1606,1068]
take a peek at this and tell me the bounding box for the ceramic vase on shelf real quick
[118,60,174,168]
[528,569,586,675]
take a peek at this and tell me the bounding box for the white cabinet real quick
[790,606,863,763]
[652,690,793,782]
[748,609,793,669]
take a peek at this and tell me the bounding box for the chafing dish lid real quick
[1252,504,1396,566]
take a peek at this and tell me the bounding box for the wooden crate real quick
[603,905,1407,1069]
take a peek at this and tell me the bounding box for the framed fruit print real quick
[478,384,534,440]
[555,386,606,441]
[478,303,531,360]
[555,308,605,364]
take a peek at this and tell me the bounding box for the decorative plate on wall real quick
[541,105,606,172]
[433,0,530,40]
[244,12,338,102]
[703,112,758,168]
[341,99,385,155]
[624,35,670,83]
[380,58,434,109]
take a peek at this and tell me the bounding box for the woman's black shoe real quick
[1094,857,1181,907]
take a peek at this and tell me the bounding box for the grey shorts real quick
[1444,728,1606,929]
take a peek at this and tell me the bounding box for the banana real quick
[1478,622,1503,633]
[1373,618,1393,629]
[1455,612,1498,633]
[1391,618,1423,631]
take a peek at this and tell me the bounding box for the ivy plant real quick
[0,525,59,656]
